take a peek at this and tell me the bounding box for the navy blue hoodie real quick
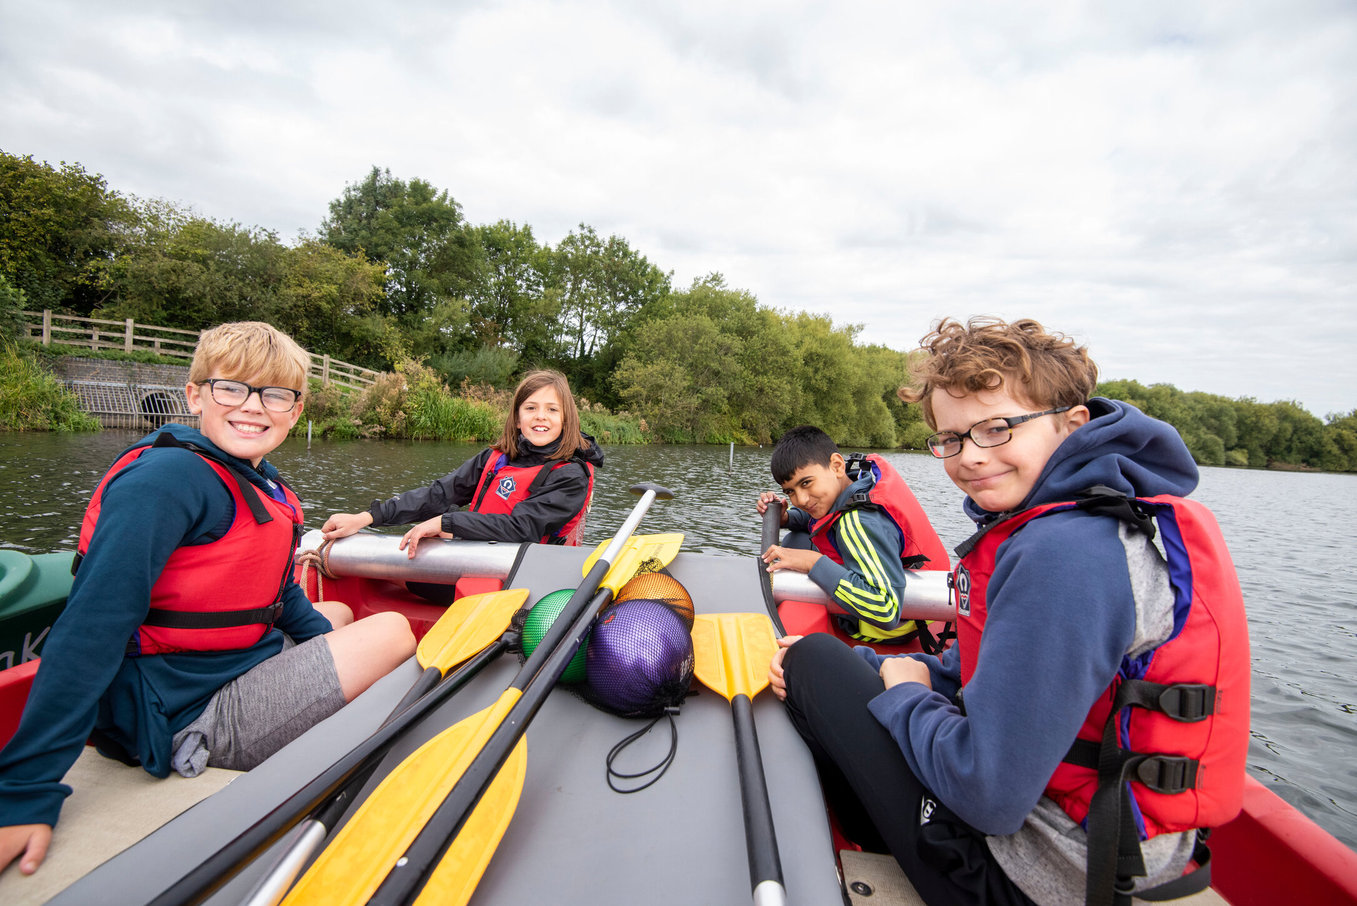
[0,424,330,830]
[858,399,1198,834]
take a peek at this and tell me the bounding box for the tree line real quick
[2,150,1354,470]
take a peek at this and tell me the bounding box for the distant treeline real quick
[2,150,1353,470]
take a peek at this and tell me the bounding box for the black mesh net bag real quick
[612,569,695,630]
[582,598,694,720]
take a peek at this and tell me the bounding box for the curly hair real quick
[899,317,1097,428]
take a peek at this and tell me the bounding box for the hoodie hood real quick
[140,422,284,491]
[962,398,1198,523]
[516,431,605,468]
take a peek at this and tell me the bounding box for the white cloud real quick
[2,0,1353,415]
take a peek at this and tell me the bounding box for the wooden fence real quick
[22,310,381,391]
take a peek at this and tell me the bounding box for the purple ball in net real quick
[583,599,694,718]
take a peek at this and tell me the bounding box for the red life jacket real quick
[77,433,303,656]
[469,451,595,545]
[953,490,1249,900]
[807,454,950,644]
[808,454,950,569]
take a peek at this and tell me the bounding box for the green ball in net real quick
[521,588,588,683]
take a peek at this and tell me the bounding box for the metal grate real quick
[64,381,198,429]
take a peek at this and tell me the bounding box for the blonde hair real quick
[496,370,589,461]
[188,322,311,397]
[899,317,1098,428]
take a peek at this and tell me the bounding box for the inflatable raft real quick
[0,518,1354,905]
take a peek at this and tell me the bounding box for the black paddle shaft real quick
[369,483,675,906]
[758,501,787,635]
[732,693,785,897]
[369,579,613,905]
[147,637,510,906]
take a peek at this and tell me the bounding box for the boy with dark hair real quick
[0,322,416,877]
[758,425,949,645]
[769,317,1250,905]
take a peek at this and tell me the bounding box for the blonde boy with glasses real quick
[0,322,415,878]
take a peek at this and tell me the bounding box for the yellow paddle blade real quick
[589,532,684,595]
[413,736,527,906]
[282,690,523,906]
[416,588,530,672]
[692,613,779,702]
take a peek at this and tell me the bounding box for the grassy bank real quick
[0,343,102,432]
[298,360,650,444]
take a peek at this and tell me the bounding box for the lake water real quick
[1,429,1354,850]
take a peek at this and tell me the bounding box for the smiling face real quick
[930,385,1088,513]
[186,375,304,467]
[517,385,563,446]
[780,453,850,521]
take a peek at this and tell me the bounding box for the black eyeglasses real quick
[201,379,301,412]
[926,407,1072,459]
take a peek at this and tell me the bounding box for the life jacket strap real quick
[140,602,286,630]
[1076,673,1219,906]
[151,432,274,525]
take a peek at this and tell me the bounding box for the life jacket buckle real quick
[1158,683,1215,722]
[1135,755,1198,794]
[265,601,285,626]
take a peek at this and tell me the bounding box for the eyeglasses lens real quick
[209,380,297,412]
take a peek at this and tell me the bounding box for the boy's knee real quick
[368,610,416,657]
[314,600,355,627]
[783,633,854,699]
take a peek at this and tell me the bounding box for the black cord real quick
[605,706,681,794]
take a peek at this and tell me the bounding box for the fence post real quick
[42,310,52,345]
[322,354,331,385]
[125,318,134,352]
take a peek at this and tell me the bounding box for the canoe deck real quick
[38,543,847,905]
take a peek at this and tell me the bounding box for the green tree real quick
[0,152,133,313]
[548,224,670,396]
[0,274,26,341]
[780,312,896,447]
[96,198,285,330]
[1322,410,1357,472]
[612,276,796,442]
[468,220,560,366]
[271,239,400,369]
[321,167,482,355]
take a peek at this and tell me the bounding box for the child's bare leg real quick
[325,612,416,701]
[313,600,354,627]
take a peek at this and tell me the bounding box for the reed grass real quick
[0,343,102,432]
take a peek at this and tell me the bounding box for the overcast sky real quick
[3,1,1354,417]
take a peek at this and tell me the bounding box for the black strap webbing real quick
[151,432,273,525]
[141,602,285,629]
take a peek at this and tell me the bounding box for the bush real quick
[294,380,363,439]
[0,342,102,432]
[580,409,648,444]
[0,275,26,342]
[347,360,499,441]
[431,344,520,389]
[351,369,411,438]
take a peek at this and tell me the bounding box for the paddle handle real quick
[758,501,787,635]
[760,500,783,553]
[733,694,786,906]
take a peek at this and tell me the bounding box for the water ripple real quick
[2,435,1354,849]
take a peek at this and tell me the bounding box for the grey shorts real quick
[170,635,346,776]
